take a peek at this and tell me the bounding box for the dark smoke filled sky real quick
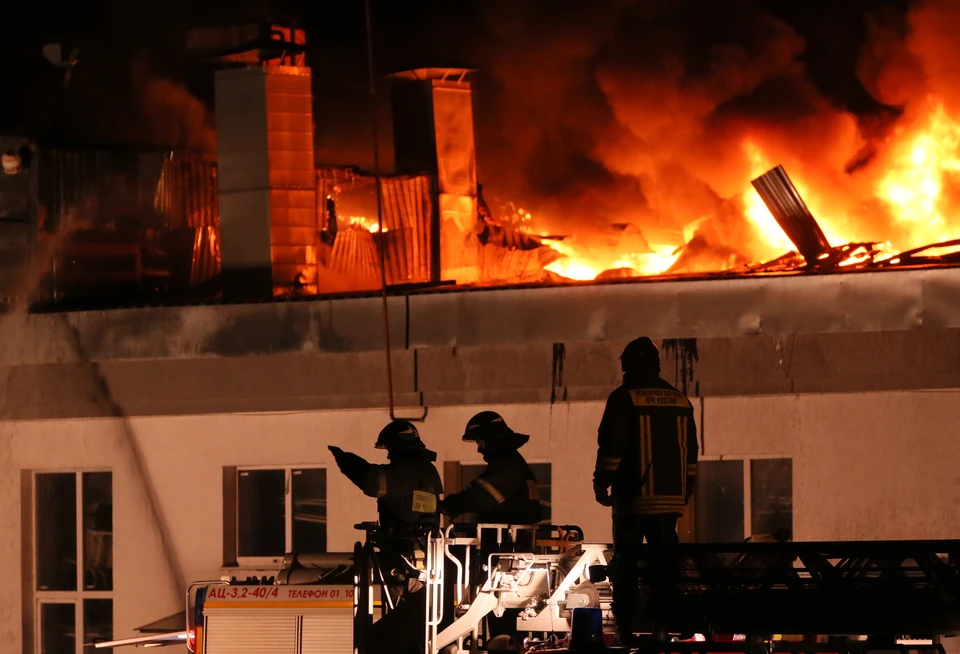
[0,0,947,247]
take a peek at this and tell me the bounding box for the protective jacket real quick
[594,375,699,516]
[333,449,444,533]
[443,448,542,524]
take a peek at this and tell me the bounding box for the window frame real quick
[693,455,793,543]
[31,469,113,654]
[232,465,327,569]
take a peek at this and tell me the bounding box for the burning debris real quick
[528,158,960,283]
[10,2,960,308]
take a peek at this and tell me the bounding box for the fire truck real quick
[96,521,960,654]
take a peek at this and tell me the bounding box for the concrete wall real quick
[3,390,960,650]
[5,271,960,651]
[3,330,960,419]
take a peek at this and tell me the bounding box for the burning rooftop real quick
[4,6,960,310]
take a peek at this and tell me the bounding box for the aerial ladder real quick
[96,522,960,654]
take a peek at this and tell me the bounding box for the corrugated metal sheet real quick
[153,152,219,229]
[477,242,555,284]
[329,227,380,288]
[191,225,221,285]
[35,147,222,295]
[204,614,297,653]
[39,148,141,232]
[751,166,832,263]
[378,174,434,285]
[300,611,353,654]
[476,223,559,283]
[388,74,478,283]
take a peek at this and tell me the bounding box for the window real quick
[33,471,113,653]
[460,462,553,524]
[750,458,793,538]
[694,460,744,543]
[225,467,326,566]
[693,458,793,543]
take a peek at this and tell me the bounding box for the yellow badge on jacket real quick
[412,490,437,513]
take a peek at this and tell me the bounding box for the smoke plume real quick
[52,50,215,152]
[130,53,217,152]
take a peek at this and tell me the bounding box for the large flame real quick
[543,240,681,280]
[877,101,960,248]
[348,216,381,233]
[529,95,960,281]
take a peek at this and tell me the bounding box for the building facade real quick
[3,268,960,652]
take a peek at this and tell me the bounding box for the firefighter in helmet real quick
[593,337,699,644]
[441,411,542,525]
[328,419,443,537]
[329,420,443,654]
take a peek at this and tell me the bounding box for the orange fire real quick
[533,95,960,281]
[348,216,381,233]
[877,101,960,249]
[543,239,681,280]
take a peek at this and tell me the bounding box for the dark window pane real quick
[40,602,75,654]
[237,469,285,557]
[529,463,552,524]
[751,459,793,540]
[83,599,113,646]
[82,472,113,590]
[36,473,77,591]
[292,469,326,553]
[694,460,744,543]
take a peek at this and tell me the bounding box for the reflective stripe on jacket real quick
[594,377,698,516]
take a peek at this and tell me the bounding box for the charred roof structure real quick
[2,23,960,313]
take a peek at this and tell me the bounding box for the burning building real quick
[5,6,960,653]
[7,4,960,305]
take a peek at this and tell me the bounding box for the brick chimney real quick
[214,64,317,297]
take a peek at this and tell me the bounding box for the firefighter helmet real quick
[461,411,530,448]
[620,336,661,373]
[376,420,427,452]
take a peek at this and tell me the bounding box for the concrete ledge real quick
[3,267,960,365]
[1,327,959,420]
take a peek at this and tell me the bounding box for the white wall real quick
[3,390,960,650]
[705,390,960,540]
[0,418,181,650]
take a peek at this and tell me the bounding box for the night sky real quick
[0,0,919,223]
[0,0,908,130]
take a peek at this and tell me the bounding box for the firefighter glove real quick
[594,485,614,507]
[328,445,347,468]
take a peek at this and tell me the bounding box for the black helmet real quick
[620,336,661,373]
[376,420,435,459]
[462,411,529,449]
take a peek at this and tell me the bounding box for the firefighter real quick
[441,411,542,525]
[328,419,443,537]
[593,336,699,645]
[329,420,443,654]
